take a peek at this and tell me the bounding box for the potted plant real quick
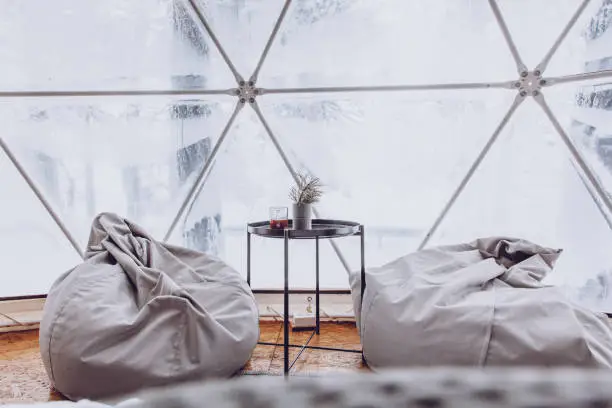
[289,172,322,230]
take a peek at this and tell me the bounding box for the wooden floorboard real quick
[0,321,366,404]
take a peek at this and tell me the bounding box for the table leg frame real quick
[248,226,366,375]
[315,236,320,335]
[284,229,290,375]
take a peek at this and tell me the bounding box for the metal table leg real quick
[284,229,289,376]
[359,225,366,364]
[315,236,320,335]
[360,225,365,304]
[246,231,251,287]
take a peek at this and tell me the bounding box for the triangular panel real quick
[429,98,612,310]
[0,149,81,297]
[259,0,516,88]
[259,90,515,271]
[0,0,235,91]
[195,0,287,80]
[546,76,612,205]
[0,96,236,246]
[496,0,602,76]
[546,0,606,77]
[170,107,350,289]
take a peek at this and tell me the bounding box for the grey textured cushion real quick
[6,368,612,407]
[40,213,259,401]
[125,368,612,408]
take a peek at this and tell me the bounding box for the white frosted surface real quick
[0,152,81,297]
[1,0,612,311]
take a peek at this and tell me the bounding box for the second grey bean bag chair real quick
[350,237,612,369]
[40,213,259,400]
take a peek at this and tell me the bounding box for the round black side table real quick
[247,219,366,375]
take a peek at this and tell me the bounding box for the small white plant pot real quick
[292,203,312,230]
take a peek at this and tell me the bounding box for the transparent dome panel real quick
[171,107,350,289]
[547,77,612,203]
[258,0,516,88]
[195,0,286,80]
[259,90,514,270]
[496,0,602,77]
[0,96,235,246]
[0,149,81,297]
[0,0,235,91]
[547,0,607,77]
[429,97,612,312]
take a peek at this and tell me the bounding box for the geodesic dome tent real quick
[2,0,612,310]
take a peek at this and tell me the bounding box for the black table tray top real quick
[247,219,360,239]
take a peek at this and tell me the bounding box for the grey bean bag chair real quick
[40,213,259,400]
[350,237,612,368]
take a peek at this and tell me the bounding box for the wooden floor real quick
[0,321,366,404]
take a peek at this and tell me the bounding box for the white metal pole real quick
[543,70,612,86]
[249,0,293,84]
[0,311,22,326]
[0,89,237,98]
[164,102,244,242]
[250,101,353,274]
[488,0,528,75]
[418,93,525,250]
[260,81,516,95]
[185,0,244,84]
[0,137,85,259]
[535,0,592,75]
[533,92,612,216]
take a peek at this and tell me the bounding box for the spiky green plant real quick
[289,172,323,205]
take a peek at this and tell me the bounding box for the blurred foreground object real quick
[129,368,612,408]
